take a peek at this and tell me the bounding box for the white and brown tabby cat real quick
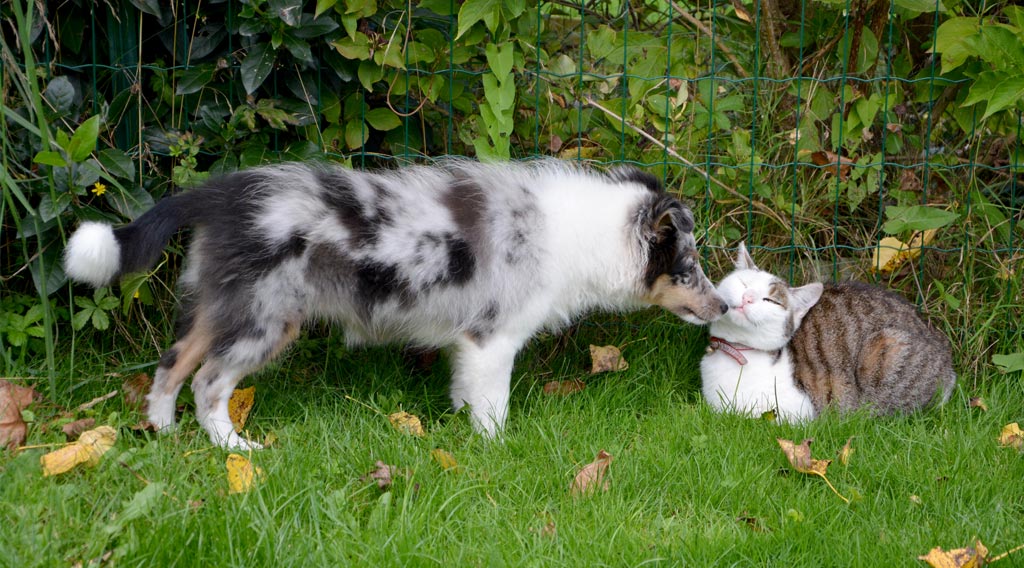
[701,243,956,421]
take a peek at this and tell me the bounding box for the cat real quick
[701,243,956,422]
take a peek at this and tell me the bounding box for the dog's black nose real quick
[718,300,729,314]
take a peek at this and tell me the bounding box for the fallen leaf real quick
[129,420,158,433]
[226,453,264,494]
[808,150,856,180]
[62,418,96,440]
[122,373,152,412]
[968,397,988,412]
[543,379,586,396]
[777,438,849,503]
[228,386,255,433]
[262,431,278,448]
[998,423,1024,450]
[570,449,613,496]
[886,122,903,134]
[388,411,425,437]
[430,448,459,471]
[871,229,937,274]
[732,0,753,23]
[0,379,38,451]
[838,437,855,465]
[548,134,563,153]
[589,345,628,374]
[361,460,408,490]
[41,425,117,476]
[918,540,989,568]
[737,511,768,532]
[909,494,923,505]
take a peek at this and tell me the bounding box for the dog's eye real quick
[763,297,781,306]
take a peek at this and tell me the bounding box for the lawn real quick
[2,309,1022,567]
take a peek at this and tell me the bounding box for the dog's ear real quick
[649,201,693,243]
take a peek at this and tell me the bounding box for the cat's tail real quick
[64,193,199,287]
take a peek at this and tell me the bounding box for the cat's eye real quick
[763,297,782,306]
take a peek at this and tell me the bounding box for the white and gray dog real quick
[64,160,727,449]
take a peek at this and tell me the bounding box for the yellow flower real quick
[91,182,107,196]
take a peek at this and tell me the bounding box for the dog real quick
[64,160,727,449]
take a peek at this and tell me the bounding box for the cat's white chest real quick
[700,347,816,422]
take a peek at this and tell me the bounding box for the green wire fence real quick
[1,0,1021,382]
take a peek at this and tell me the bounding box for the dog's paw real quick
[214,431,264,451]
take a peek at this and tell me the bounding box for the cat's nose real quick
[741,290,756,304]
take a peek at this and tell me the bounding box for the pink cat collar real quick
[707,336,752,366]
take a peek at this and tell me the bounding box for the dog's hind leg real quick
[193,319,302,449]
[147,312,213,431]
[449,333,525,438]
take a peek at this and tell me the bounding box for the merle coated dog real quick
[65,160,727,448]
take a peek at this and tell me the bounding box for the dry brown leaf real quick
[548,134,563,153]
[777,438,830,476]
[808,150,855,180]
[543,379,586,396]
[871,229,937,274]
[62,418,96,440]
[589,345,628,374]
[998,423,1024,450]
[968,397,988,412]
[918,540,989,568]
[122,373,152,412]
[570,449,613,496]
[362,460,408,490]
[41,425,117,477]
[226,453,264,494]
[388,411,425,437]
[129,420,158,433]
[777,438,849,503]
[0,380,38,451]
[838,437,855,466]
[731,0,753,23]
[430,448,459,471]
[737,511,768,532]
[228,386,255,433]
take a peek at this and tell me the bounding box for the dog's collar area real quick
[706,336,754,366]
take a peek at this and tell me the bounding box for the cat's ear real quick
[736,242,757,270]
[789,283,824,325]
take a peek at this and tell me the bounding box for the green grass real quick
[2,310,1023,567]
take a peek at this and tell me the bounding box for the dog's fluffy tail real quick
[65,193,197,287]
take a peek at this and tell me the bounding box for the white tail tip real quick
[64,222,121,287]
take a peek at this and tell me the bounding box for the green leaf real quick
[33,151,67,168]
[993,352,1024,374]
[24,304,46,325]
[97,295,119,311]
[44,76,76,115]
[485,42,514,80]
[457,0,500,40]
[345,120,369,149]
[587,26,621,62]
[365,108,402,131]
[241,43,276,95]
[71,309,92,331]
[66,115,101,163]
[175,65,216,96]
[894,0,945,13]
[6,330,28,347]
[333,33,372,60]
[975,25,1024,72]
[315,0,339,18]
[97,149,136,182]
[962,72,1024,120]
[881,205,959,234]
[357,60,383,91]
[932,17,980,73]
[418,0,456,16]
[91,310,110,331]
[344,0,377,18]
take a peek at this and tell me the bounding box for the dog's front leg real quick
[449,334,523,438]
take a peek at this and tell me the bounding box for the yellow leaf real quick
[838,437,855,466]
[228,386,255,433]
[871,229,937,274]
[776,438,849,503]
[998,422,1024,450]
[918,540,989,568]
[388,411,425,437]
[589,345,628,374]
[570,449,613,497]
[41,425,117,476]
[226,453,264,494]
[431,448,459,471]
